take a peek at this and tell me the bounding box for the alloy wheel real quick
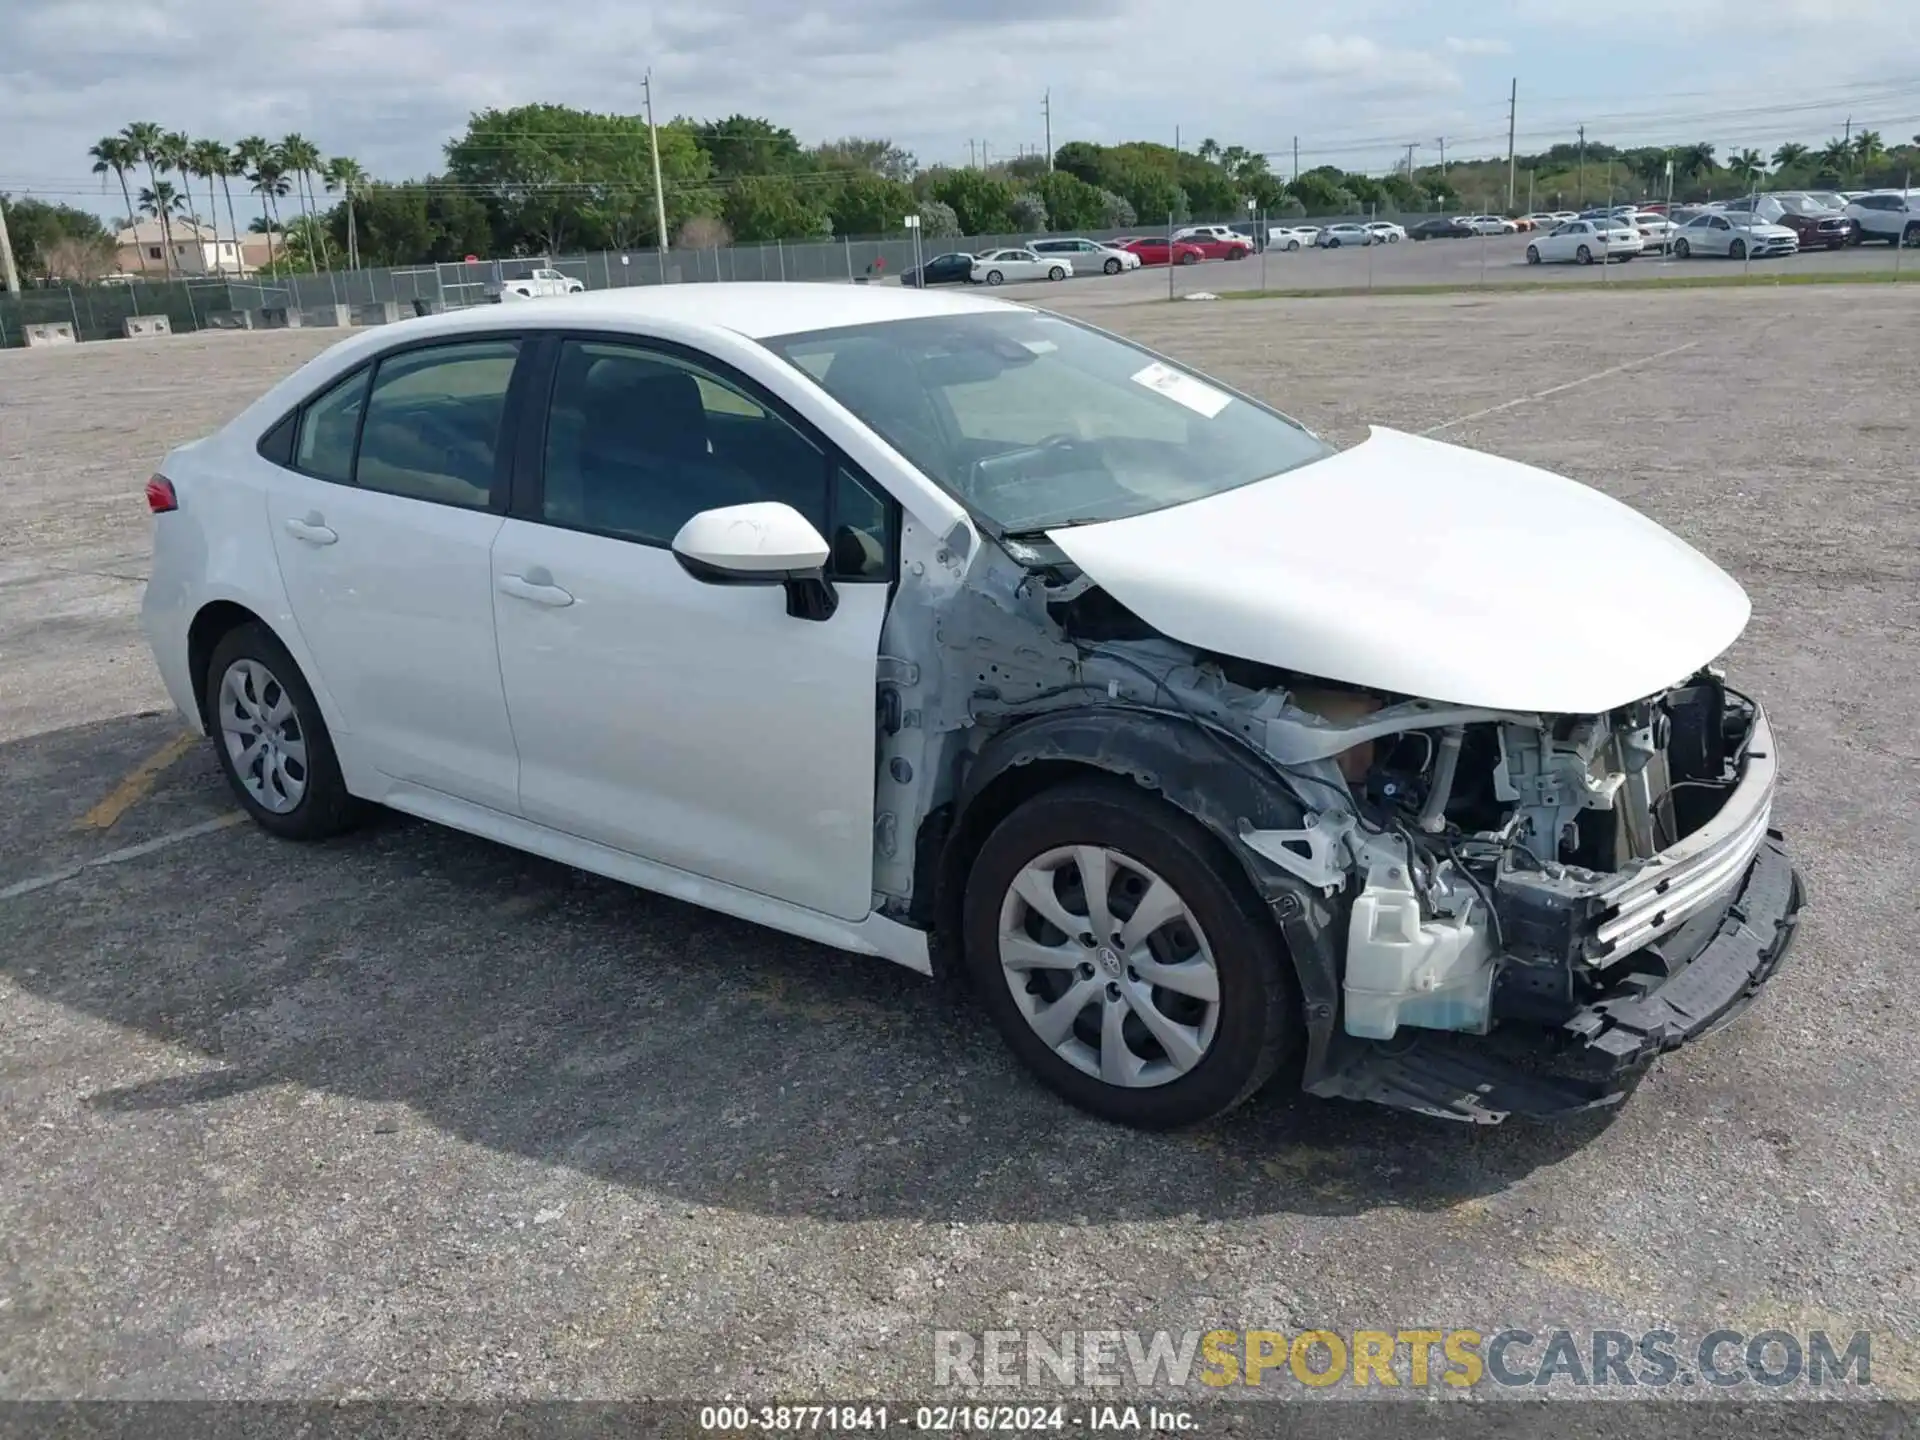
[997,844,1221,1088]
[218,658,308,813]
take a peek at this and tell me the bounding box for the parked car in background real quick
[1623,211,1678,252]
[1671,212,1799,259]
[1716,194,1854,249]
[900,252,977,288]
[1172,225,1255,260]
[1465,215,1518,235]
[1315,223,1375,248]
[1118,236,1207,266]
[1522,213,1562,228]
[1507,216,1538,231]
[490,267,585,302]
[1526,217,1644,265]
[1029,237,1141,274]
[1407,217,1474,240]
[1844,191,1920,246]
[971,248,1072,285]
[1268,225,1320,250]
[1364,221,1408,243]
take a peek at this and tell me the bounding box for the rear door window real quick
[354,339,520,509]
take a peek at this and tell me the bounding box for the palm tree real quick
[138,181,186,232]
[323,156,369,270]
[190,139,241,274]
[1678,142,1717,182]
[1854,129,1886,180]
[1726,148,1766,189]
[155,131,202,270]
[1633,148,1670,196]
[1197,137,1221,163]
[1771,141,1808,172]
[122,121,172,275]
[278,134,330,270]
[1818,137,1855,182]
[233,138,273,271]
[249,161,292,273]
[89,136,143,273]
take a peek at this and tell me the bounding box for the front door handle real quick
[498,570,575,607]
[284,513,337,545]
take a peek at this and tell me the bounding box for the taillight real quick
[145,475,178,514]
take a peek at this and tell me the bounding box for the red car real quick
[1117,236,1207,266]
[1172,225,1256,259]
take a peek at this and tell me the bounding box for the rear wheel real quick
[1903,222,1920,248]
[1577,244,1593,264]
[1178,251,1198,265]
[985,269,1004,285]
[1526,244,1541,264]
[1285,239,1300,251]
[1675,237,1691,259]
[204,622,361,841]
[962,780,1298,1129]
[1327,238,1341,249]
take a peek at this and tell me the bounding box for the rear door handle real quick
[284,514,337,545]
[498,570,575,607]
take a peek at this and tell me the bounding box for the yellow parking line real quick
[74,730,201,831]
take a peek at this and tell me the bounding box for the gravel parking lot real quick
[2,285,1917,1404]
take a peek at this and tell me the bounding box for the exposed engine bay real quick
[872,531,1789,1118]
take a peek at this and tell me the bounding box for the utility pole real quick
[643,70,670,263]
[1292,136,1299,183]
[1043,90,1053,170]
[1577,124,1586,206]
[1404,142,1418,177]
[1175,125,1181,153]
[1844,115,1853,144]
[1506,78,1518,212]
[0,192,20,296]
[1435,136,1448,179]
[969,139,977,168]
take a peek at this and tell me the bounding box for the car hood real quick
[1045,426,1751,714]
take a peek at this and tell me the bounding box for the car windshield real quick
[763,311,1333,534]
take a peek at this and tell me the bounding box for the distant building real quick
[114,219,250,277]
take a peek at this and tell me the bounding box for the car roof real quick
[392,281,1017,342]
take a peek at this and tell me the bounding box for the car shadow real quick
[2,713,1613,1228]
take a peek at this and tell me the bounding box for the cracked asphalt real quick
[1,285,1916,1406]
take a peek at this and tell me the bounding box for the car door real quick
[261,335,529,812]
[489,334,897,922]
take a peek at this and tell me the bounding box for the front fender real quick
[943,707,1345,1083]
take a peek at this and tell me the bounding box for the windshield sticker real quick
[1130,362,1232,419]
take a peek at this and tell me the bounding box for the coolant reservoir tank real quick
[1343,861,1496,1040]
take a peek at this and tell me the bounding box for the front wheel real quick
[1047,265,1066,281]
[962,779,1297,1129]
[204,622,362,841]
[1577,244,1593,264]
[1675,238,1691,259]
[1730,239,1746,260]
[1178,251,1198,265]
[985,269,1004,285]
[1327,238,1341,249]
[1104,257,1122,274]
[1526,244,1541,264]
[1285,239,1300,251]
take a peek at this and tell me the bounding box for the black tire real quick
[1526,244,1541,264]
[1577,244,1592,264]
[1047,265,1066,281]
[1327,237,1341,249]
[985,269,1004,285]
[203,621,361,841]
[1104,257,1121,274]
[1285,239,1300,251]
[1178,250,1198,265]
[961,779,1298,1129]
[1730,239,1745,260]
[1675,238,1691,259]
[1903,223,1920,248]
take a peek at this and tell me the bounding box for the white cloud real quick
[1443,36,1513,55]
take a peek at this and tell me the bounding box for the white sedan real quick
[1465,215,1518,235]
[1314,223,1374,247]
[1028,237,1140,274]
[1364,221,1407,243]
[1268,225,1319,250]
[1526,218,1645,264]
[139,282,1800,1131]
[971,248,1072,284]
[1671,212,1799,259]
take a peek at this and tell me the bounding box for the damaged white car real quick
[140,283,1804,1129]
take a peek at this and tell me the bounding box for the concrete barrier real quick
[351,301,405,326]
[122,315,173,338]
[305,304,352,328]
[24,323,78,347]
[257,306,301,328]
[207,310,255,330]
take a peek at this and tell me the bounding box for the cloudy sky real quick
[5,0,1919,217]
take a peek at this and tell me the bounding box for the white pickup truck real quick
[488,267,586,302]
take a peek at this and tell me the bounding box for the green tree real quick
[1180,164,1238,219]
[1287,171,1348,214]
[828,173,916,237]
[0,195,112,279]
[1003,155,1050,181]
[1818,137,1854,182]
[187,139,237,272]
[248,160,291,271]
[698,115,806,180]
[277,134,328,268]
[928,168,1016,234]
[1112,166,1187,226]
[915,199,960,238]
[1096,190,1135,228]
[1726,148,1766,189]
[1677,142,1717,182]
[88,137,142,271]
[1008,191,1048,232]
[1771,141,1808,171]
[327,180,491,265]
[811,136,916,182]
[323,157,369,268]
[1854,129,1887,177]
[446,104,710,254]
[1196,137,1221,162]
[121,122,171,273]
[721,175,829,242]
[1053,141,1108,189]
[1033,170,1105,230]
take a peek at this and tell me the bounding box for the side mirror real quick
[671,502,839,621]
